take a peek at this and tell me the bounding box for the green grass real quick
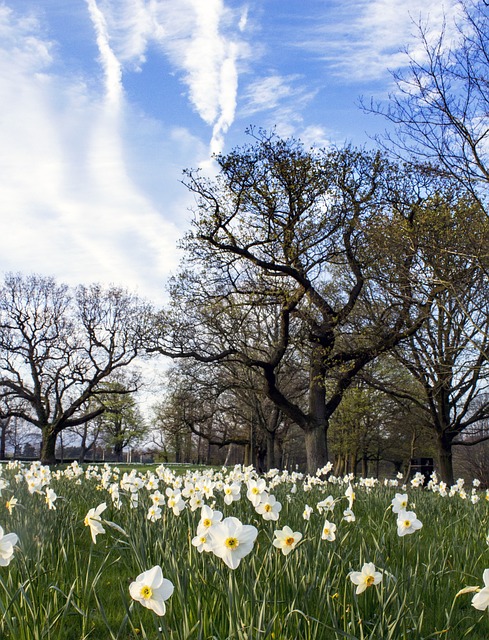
[0,463,488,639]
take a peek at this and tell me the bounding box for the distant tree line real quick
[1,1,489,485]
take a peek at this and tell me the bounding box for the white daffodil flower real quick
[273,525,302,556]
[396,509,423,537]
[129,565,174,616]
[206,516,258,569]
[84,502,107,544]
[349,562,383,594]
[0,525,18,566]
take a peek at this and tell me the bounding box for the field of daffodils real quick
[0,460,488,639]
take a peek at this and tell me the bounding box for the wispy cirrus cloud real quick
[0,3,192,304]
[298,0,462,83]
[90,0,251,154]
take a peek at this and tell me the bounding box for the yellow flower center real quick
[251,487,259,494]
[84,516,90,527]
[203,518,212,527]
[404,520,411,527]
[140,585,152,600]
[365,575,375,586]
[224,536,239,549]
[264,504,272,512]
[323,528,330,536]
[285,536,295,546]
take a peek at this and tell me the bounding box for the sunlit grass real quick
[0,462,488,639]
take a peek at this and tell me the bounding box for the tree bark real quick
[304,425,328,475]
[40,428,57,465]
[266,430,276,470]
[437,433,455,486]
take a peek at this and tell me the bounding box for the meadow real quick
[0,460,488,640]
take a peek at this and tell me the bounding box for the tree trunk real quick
[0,418,8,460]
[304,425,328,475]
[40,427,57,465]
[224,443,234,466]
[437,433,455,486]
[114,440,124,462]
[361,454,368,478]
[266,430,276,470]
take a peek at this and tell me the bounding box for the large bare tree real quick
[0,273,151,464]
[150,131,448,474]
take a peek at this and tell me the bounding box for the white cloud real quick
[241,74,315,115]
[89,0,251,154]
[0,3,195,305]
[299,0,462,83]
[86,0,123,107]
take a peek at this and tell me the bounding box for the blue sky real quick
[1,0,460,305]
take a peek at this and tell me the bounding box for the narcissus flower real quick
[317,495,335,513]
[84,502,107,544]
[129,565,174,616]
[349,562,383,594]
[223,482,241,505]
[198,504,222,530]
[206,516,258,569]
[303,504,313,520]
[321,519,337,541]
[391,493,409,514]
[246,479,267,507]
[255,493,282,521]
[5,497,18,515]
[273,525,302,555]
[472,569,489,611]
[45,487,57,510]
[396,509,423,537]
[0,525,18,566]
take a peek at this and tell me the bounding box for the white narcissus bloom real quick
[343,508,355,523]
[246,479,267,507]
[0,525,18,566]
[129,565,174,616]
[321,519,336,541]
[273,525,302,556]
[303,504,313,520]
[391,493,408,514]
[206,516,258,569]
[5,496,18,515]
[349,562,383,594]
[472,569,489,610]
[345,484,355,509]
[192,530,212,553]
[45,487,57,510]
[396,509,423,537]
[198,505,222,530]
[84,502,107,544]
[223,482,240,505]
[147,505,162,522]
[255,493,282,521]
[317,495,335,513]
